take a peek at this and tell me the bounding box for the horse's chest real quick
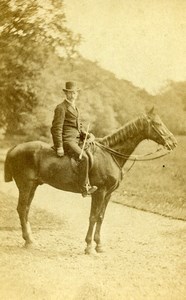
[94,160,120,186]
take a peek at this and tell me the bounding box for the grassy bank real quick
[114,136,186,220]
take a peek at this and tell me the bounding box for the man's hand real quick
[80,131,95,142]
[57,147,64,157]
[88,133,95,143]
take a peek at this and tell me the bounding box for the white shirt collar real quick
[65,98,76,109]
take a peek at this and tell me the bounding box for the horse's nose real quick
[165,142,172,151]
[172,136,178,149]
[174,141,178,148]
[166,136,177,150]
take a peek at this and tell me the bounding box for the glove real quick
[80,130,86,140]
[57,147,64,157]
[80,131,95,142]
[88,132,95,143]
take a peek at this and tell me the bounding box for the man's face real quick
[65,90,79,102]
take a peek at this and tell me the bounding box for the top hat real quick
[63,81,80,92]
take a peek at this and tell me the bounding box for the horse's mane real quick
[101,115,146,147]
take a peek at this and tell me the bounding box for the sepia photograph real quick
[0,0,186,299]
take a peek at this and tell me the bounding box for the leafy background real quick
[0,0,186,144]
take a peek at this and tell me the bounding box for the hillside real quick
[1,0,185,141]
[153,81,186,135]
[14,55,185,142]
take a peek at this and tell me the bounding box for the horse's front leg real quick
[85,199,97,254]
[94,194,111,253]
[85,190,106,254]
[85,215,96,255]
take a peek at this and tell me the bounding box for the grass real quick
[114,136,186,220]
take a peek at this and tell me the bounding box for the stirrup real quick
[82,185,97,197]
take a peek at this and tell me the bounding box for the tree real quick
[0,0,81,135]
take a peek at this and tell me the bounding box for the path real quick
[0,177,185,300]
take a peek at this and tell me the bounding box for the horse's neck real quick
[101,117,146,156]
[118,132,145,156]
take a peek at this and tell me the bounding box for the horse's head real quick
[145,107,177,151]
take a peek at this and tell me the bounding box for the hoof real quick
[84,246,92,255]
[95,245,104,253]
[24,239,36,249]
[24,242,34,249]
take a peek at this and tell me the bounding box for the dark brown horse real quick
[4,109,177,254]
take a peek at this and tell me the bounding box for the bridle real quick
[96,141,170,161]
[94,114,175,177]
[146,116,174,149]
[96,116,171,163]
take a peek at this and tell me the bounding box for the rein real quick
[96,142,170,161]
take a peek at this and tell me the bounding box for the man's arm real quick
[51,104,66,156]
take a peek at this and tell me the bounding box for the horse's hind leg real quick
[17,182,38,246]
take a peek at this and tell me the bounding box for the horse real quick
[4,108,177,254]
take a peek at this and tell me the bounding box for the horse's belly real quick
[39,156,80,193]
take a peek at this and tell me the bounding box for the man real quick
[51,81,97,197]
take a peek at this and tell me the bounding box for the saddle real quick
[70,149,94,173]
[70,140,95,173]
[51,135,95,172]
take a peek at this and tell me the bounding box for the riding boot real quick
[78,155,97,197]
[63,141,97,197]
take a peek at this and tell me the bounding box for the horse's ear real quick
[147,106,155,116]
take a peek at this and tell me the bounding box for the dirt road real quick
[0,178,186,300]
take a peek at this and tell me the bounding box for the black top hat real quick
[63,81,80,92]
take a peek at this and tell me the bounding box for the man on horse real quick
[51,81,97,197]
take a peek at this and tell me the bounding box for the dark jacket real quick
[51,100,81,149]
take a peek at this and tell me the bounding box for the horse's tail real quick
[4,147,15,182]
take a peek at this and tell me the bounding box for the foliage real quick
[0,0,81,134]
[39,57,186,139]
[153,81,186,135]
[0,1,185,140]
